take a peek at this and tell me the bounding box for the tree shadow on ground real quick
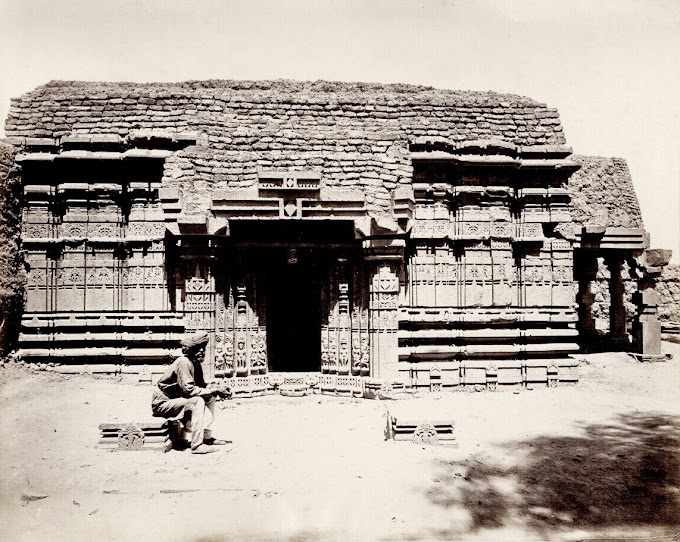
[426,412,680,538]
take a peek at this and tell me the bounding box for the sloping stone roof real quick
[568,155,644,229]
[5,79,565,144]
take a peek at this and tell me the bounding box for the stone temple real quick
[2,80,671,395]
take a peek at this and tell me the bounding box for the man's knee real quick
[187,396,206,410]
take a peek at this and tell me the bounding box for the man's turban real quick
[180,331,209,349]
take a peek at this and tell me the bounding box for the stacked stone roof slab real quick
[5,80,567,217]
[5,81,650,237]
[568,155,644,229]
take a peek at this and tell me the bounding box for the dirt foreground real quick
[1,342,679,542]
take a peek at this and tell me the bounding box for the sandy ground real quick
[1,342,679,542]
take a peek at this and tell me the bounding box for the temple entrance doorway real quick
[265,249,322,372]
[221,219,360,377]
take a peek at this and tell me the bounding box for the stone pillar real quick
[574,251,599,349]
[633,249,672,358]
[605,255,628,349]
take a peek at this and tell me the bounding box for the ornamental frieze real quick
[22,223,51,238]
[60,223,87,238]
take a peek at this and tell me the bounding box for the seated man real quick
[151,331,231,454]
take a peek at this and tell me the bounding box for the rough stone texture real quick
[558,155,644,240]
[6,80,567,217]
[658,264,680,322]
[0,140,25,354]
[591,258,612,334]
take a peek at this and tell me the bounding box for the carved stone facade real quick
[5,80,671,388]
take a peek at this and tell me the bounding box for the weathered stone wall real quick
[658,263,680,322]
[6,80,567,217]
[0,140,25,354]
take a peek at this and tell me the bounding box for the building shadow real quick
[425,411,680,538]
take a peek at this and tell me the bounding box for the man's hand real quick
[208,381,232,400]
[214,385,232,400]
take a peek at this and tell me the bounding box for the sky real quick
[1,0,678,261]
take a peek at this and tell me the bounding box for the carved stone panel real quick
[25,252,52,312]
[522,248,553,308]
[56,252,86,312]
[216,269,265,378]
[464,246,493,308]
[85,254,118,312]
[551,247,575,308]
[321,257,369,376]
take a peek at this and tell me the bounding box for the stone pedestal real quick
[634,288,662,356]
[633,249,672,358]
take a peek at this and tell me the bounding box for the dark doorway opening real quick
[265,251,322,372]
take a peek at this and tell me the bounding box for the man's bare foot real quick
[191,444,217,454]
[203,437,230,446]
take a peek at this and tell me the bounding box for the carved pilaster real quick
[183,269,216,378]
[321,257,365,376]
[321,264,339,374]
[369,262,401,379]
[551,239,575,308]
[465,242,492,308]
[521,244,553,309]
[234,282,250,377]
[491,240,514,308]
[216,264,267,380]
[351,261,370,376]
[214,279,229,377]
[337,279,351,375]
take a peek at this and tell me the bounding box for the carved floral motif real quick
[433,220,449,237]
[128,266,144,284]
[90,224,117,238]
[27,268,47,286]
[58,267,83,285]
[491,222,512,239]
[62,223,87,238]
